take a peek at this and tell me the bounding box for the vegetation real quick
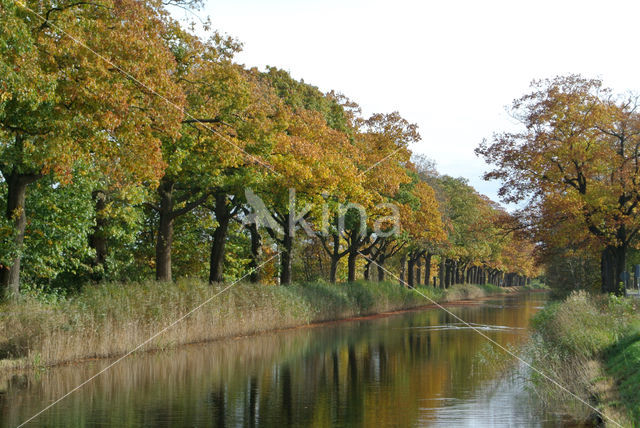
[0,0,536,303]
[0,279,520,369]
[528,292,640,425]
[478,76,640,425]
[4,0,640,425]
[478,75,640,295]
[9,1,640,426]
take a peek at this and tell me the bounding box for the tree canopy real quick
[478,75,640,294]
[0,0,536,298]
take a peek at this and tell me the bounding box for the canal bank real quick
[0,279,541,372]
[528,291,640,426]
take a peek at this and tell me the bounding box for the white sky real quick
[174,0,640,204]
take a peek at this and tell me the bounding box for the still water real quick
[1,292,571,427]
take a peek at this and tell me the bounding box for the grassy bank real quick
[0,279,514,371]
[528,291,640,426]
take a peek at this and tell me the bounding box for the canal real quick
[1,292,572,427]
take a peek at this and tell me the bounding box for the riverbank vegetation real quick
[479,76,640,423]
[0,279,513,370]
[528,292,640,425]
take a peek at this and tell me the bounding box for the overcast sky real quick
[173,0,640,204]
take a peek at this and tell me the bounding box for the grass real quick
[528,291,640,426]
[605,328,640,423]
[523,279,549,291]
[0,279,523,370]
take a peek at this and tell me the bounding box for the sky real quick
[173,0,640,204]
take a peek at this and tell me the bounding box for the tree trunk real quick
[400,254,406,284]
[0,173,38,297]
[246,222,261,283]
[415,259,421,286]
[329,257,339,283]
[280,216,293,285]
[601,244,626,295]
[424,253,432,286]
[377,255,385,282]
[329,234,340,283]
[347,248,357,283]
[439,257,445,288]
[89,190,108,277]
[155,180,174,282]
[445,260,449,287]
[363,261,371,281]
[209,193,232,284]
[407,256,415,288]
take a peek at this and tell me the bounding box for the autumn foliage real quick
[0,0,536,298]
[478,75,640,294]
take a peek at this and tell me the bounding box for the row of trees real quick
[478,75,640,295]
[0,0,536,298]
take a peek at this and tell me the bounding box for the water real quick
[0,292,573,427]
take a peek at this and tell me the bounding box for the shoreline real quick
[20,295,509,371]
[0,281,542,373]
[527,291,640,426]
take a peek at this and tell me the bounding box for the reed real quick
[0,279,515,370]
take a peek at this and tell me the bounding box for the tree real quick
[431,176,487,287]
[242,70,363,285]
[254,107,359,284]
[327,112,417,283]
[0,0,183,296]
[205,67,285,284]
[390,172,445,287]
[477,75,640,294]
[0,166,95,289]
[146,26,261,282]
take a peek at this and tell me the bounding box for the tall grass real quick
[0,279,512,370]
[528,291,640,425]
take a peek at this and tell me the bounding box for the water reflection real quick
[0,292,569,427]
[409,322,526,332]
